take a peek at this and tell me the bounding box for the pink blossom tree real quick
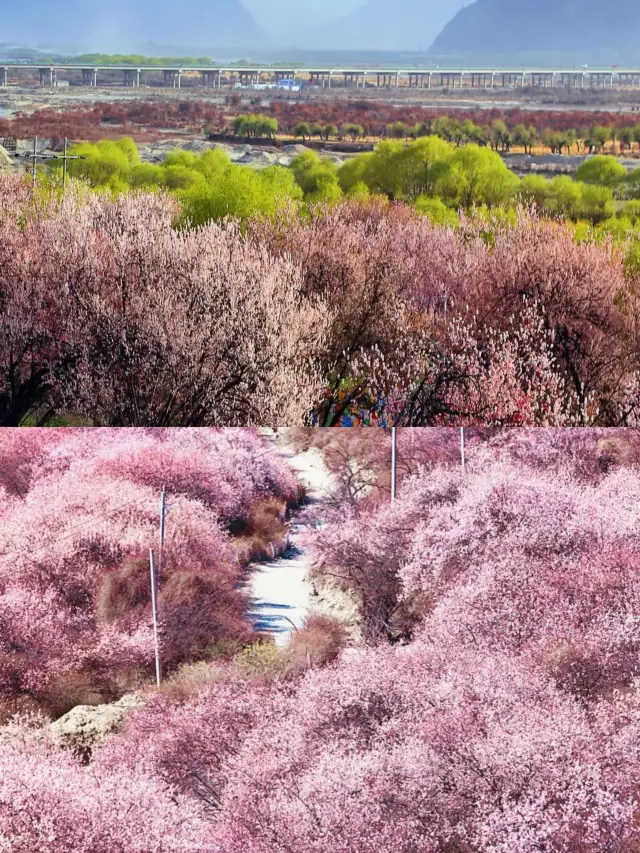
[3,430,640,850]
[0,184,326,426]
[0,428,295,715]
[0,728,214,853]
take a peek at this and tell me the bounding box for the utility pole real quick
[159,485,167,582]
[460,427,466,476]
[391,427,397,502]
[62,136,68,189]
[31,136,37,187]
[20,136,84,190]
[148,548,161,687]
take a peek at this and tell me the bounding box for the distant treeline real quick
[71,54,215,66]
[229,111,640,155]
[261,99,640,143]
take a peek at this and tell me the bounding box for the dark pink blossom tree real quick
[0,428,295,714]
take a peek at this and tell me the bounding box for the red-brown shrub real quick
[288,614,348,670]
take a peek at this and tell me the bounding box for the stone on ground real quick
[49,694,144,751]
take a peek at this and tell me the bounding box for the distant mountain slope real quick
[3,0,268,53]
[428,0,640,64]
[302,0,469,52]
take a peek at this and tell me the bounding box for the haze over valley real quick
[3,0,640,63]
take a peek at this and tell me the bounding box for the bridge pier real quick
[238,70,261,86]
[310,71,333,88]
[344,72,363,87]
[501,73,522,87]
[589,72,613,88]
[0,67,7,87]
[531,72,554,88]
[124,69,141,87]
[619,73,640,87]
[39,67,56,87]
[557,72,584,88]
[471,73,494,88]
[81,68,98,87]
[440,72,462,89]
[377,72,399,88]
[201,70,217,87]
[408,72,431,88]
[162,69,181,88]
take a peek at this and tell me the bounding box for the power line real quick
[0,494,155,574]
[14,136,85,189]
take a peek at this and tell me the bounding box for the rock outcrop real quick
[49,694,144,753]
[0,146,14,172]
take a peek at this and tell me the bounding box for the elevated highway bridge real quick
[1,64,640,90]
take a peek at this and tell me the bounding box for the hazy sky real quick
[241,0,367,37]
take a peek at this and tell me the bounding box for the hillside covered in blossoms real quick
[2,427,640,852]
[3,175,640,428]
[0,428,299,719]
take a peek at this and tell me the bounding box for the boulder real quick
[0,145,14,170]
[282,144,310,155]
[235,149,279,169]
[182,139,213,153]
[49,693,144,752]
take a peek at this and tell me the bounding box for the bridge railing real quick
[1,64,640,90]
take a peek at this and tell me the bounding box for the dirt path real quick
[245,435,333,647]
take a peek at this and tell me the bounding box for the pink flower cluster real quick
[3,430,640,852]
[0,428,296,711]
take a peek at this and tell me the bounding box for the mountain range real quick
[300,0,469,52]
[5,0,640,61]
[428,0,640,63]
[3,0,267,52]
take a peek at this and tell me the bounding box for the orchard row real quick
[2,176,640,427]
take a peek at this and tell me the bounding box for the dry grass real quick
[232,497,289,565]
[0,696,41,725]
[41,670,114,720]
[157,661,222,705]
[233,641,291,681]
[232,620,347,683]
[288,614,347,671]
[96,553,152,625]
[280,428,385,469]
